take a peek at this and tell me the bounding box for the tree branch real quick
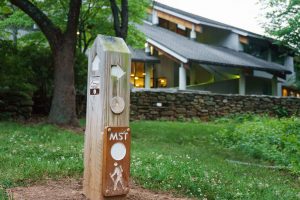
[109,0,128,40]
[110,0,121,36]
[120,0,128,40]
[9,0,62,48]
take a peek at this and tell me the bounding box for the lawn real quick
[0,119,300,199]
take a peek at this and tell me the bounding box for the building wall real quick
[253,70,273,79]
[196,25,243,51]
[246,76,272,95]
[130,90,300,121]
[190,63,214,85]
[188,79,239,94]
[0,89,33,119]
[284,56,295,84]
[155,55,176,87]
[154,59,274,95]
[188,76,272,95]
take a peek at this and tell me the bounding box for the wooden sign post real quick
[83,35,131,200]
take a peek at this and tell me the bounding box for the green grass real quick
[131,121,300,199]
[0,120,300,199]
[213,116,300,174]
[0,122,83,187]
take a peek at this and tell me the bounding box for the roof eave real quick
[190,59,291,77]
[132,58,160,63]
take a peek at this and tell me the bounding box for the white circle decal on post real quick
[110,142,126,161]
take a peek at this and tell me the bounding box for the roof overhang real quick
[191,59,288,79]
[132,58,160,63]
[145,39,288,79]
[147,38,188,63]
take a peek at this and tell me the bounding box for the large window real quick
[158,18,189,37]
[130,62,154,88]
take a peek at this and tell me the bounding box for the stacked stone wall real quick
[0,89,33,119]
[130,90,300,121]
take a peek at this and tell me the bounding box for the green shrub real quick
[214,116,300,174]
[273,106,289,118]
[0,40,37,119]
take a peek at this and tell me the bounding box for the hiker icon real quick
[110,162,125,191]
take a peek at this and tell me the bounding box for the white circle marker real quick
[110,142,126,161]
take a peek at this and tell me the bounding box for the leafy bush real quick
[214,113,258,123]
[0,38,88,117]
[0,40,36,93]
[214,116,300,174]
[273,106,289,118]
[0,40,37,119]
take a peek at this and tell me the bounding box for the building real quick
[130,1,297,97]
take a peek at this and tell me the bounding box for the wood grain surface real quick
[83,35,131,200]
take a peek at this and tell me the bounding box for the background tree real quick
[261,0,300,87]
[109,0,128,39]
[77,0,147,53]
[0,3,32,47]
[261,0,300,51]
[8,0,82,126]
[0,0,149,126]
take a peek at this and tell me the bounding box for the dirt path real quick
[7,179,193,200]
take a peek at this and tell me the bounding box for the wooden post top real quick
[94,35,131,54]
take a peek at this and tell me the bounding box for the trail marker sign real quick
[103,127,131,196]
[83,35,131,200]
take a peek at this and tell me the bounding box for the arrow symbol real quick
[92,55,100,71]
[111,65,126,79]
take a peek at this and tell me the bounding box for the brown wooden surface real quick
[83,35,131,200]
[148,8,202,32]
[103,127,131,197]
[239,35,249,44]
[151,46,183,64]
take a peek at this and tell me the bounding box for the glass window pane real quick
[135,78,144,88]
[135,62,144,77]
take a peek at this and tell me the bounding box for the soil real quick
[6,179,193,200]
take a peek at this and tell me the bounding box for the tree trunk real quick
[48,38,78,126]
[9,0,82,126]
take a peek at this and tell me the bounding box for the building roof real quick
[152,1,263,38]
[129,46,160,63]
[137,23,291,75]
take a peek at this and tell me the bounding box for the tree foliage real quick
[0,0,149,125]
[261,0,300,88]
[0,40,36,93]
[0,0,148,51]
[77,0,148,52]
[261,0,300,52]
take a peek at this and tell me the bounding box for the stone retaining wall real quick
[130,89,300,121]
[0,89,33,120]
